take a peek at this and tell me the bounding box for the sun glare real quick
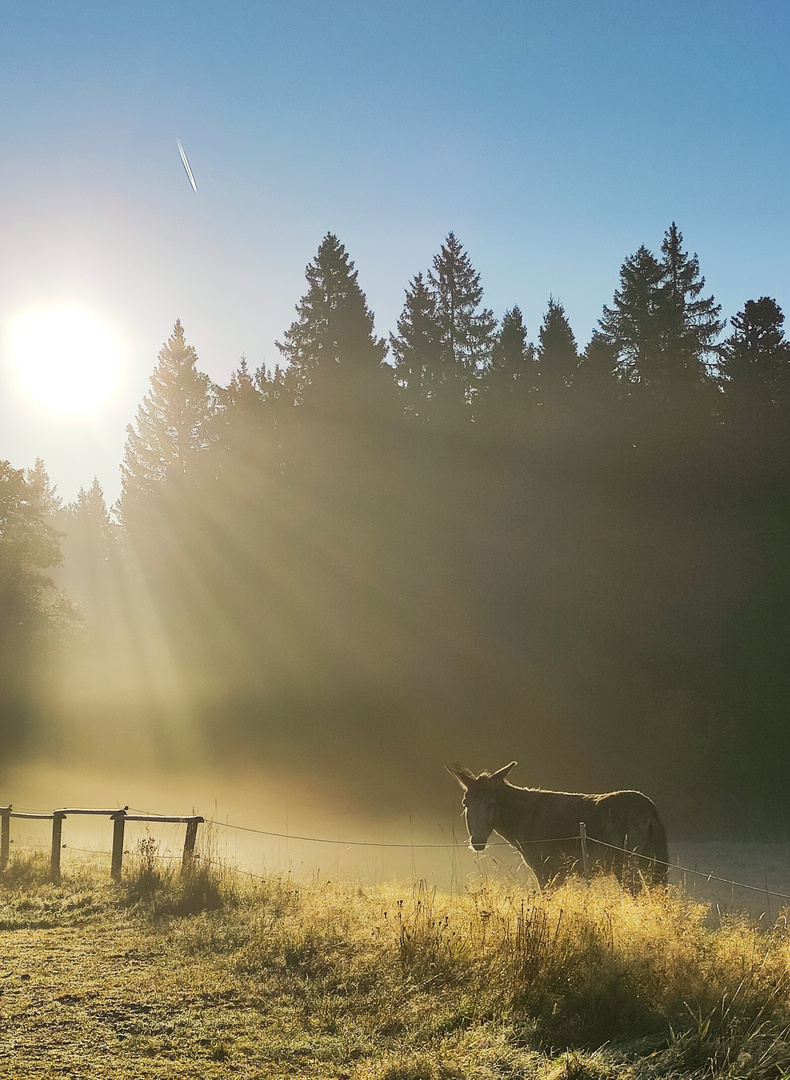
[8,308,123,415]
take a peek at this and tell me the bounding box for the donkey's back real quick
[449,762,668,889]
[508,785,667,887]
[583,788,668,885]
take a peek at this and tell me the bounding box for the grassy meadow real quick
[3,845,790,1079]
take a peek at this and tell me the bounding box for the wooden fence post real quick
[579,822,590,884]
[181,817,202,875]
[0,806,11,874]
[50,812,65,883]
[111,810,126,883]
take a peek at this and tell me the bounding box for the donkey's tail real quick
[646,814,669,885]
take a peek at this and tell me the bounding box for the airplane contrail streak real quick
[177,139,198,192]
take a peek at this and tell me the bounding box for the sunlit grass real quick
[3,861,790,1077]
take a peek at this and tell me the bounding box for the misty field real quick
[3,851,790,1079]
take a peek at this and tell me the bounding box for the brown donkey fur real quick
[448,761,668,890]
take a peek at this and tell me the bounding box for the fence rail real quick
[0,805,203,882]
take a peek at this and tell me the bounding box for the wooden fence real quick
[0,805,203,883]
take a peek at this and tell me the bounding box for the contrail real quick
[177,139,198,192]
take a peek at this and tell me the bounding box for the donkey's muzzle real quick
[470,840,487,851]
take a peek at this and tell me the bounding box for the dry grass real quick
[2,851,790,1078]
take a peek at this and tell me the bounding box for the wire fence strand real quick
[587,836,790,905]
[209,819,578,849]
[5,802,790,907]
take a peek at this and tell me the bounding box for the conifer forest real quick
[3,225,790,834]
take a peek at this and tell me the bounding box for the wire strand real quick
[586,836,790,904]
[211,819,530,848]
[5,803,790,906]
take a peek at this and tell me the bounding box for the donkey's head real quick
[447,761,517,851]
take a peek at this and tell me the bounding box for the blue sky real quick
[1,0,788,502]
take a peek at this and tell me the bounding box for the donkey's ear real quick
[490,761,517,783]
[446,762,477,789]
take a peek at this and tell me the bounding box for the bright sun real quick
[8,307,123,415]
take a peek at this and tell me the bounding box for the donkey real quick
[448,761,668,890]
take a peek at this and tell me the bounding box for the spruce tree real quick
[536,298,578,399]
[488,307,534,387]
[426,233,496,416]
[212,356,269,452]
[61,479,116,609]
[657,223,723,385]
[276,233,388,413]
[67,479,115,556]
[26,458,62,520]
[598,245,665,385]
[598,226,722,396]
[205,356,289,492]
[0,461,63,608]
[120,320,217,510]
[389,273,441,420]
[476,306,538,428]
[0,460,75,749]
[574,331,621,400]
[571,332,629,459]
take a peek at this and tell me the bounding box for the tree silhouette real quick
[389,273,441,420]
[598,245,665,386]
[120,320,217,512]
[425,233,496,419]
[574,331,621,402]
[26,457,62,520]
[487,306,535,391]
[717,296,790,489]
[536,298,578,401]
[657,223,723,386]
[720,297,790,413]
[0,460,72,752]
[569,332,627,458]
[476,306,538,433]
[276,233,388,415]
[61,479,116,608]
[599,226,722,399]
[0,461,62,610]
[209,358,280,469]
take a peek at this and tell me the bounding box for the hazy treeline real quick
[3,225,790,832]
